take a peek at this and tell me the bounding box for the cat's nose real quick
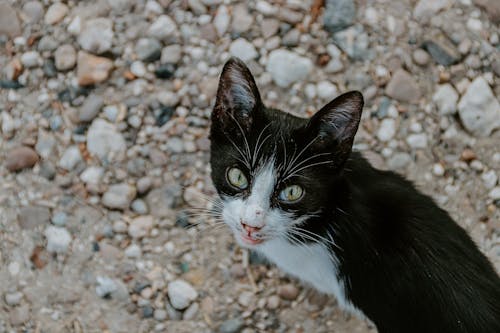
[240,220,262,233]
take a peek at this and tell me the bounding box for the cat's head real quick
[210,58,363,249]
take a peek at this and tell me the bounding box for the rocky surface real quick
[0,1,498,332]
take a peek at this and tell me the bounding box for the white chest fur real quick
[258,238,362,315]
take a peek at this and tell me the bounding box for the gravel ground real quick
[0,0,499,332]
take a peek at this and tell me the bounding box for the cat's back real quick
[340,153,500,333]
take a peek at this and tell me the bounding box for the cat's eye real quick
[227,167,248,190]
[278,185,304,203]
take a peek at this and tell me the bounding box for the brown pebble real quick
[278,283,299,301]
[266,295,280,309]
[77,51,114,86]
[461,148,476,162]
[5,146,39,172]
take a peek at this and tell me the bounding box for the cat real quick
[209,58,500,333]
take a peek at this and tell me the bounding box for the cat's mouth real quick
[240,232,265,245]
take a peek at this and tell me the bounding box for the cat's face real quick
[210,58,363,249]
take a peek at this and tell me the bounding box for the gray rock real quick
[219,318,244,333]
[385,69,421,103]
[136,38,162,62]
[433,84,458,115]
[45,226,72,254]
[0,3,21,37]
[167,280,198,310]
[39,160,56,180]
[5,292,23,306]
[154,309,168,321]
[146,184,182,217]
[37,35,59,51]
[282,28,300,47]
[58,146,82,171]
[22,1,44,23]
[489,187,500,200]
[18,206,50,229]
[128,216,154,238]
[79,95,104,122]
[102,183,137,210]
[51,211,68,227]
[214,5,230,36]
[458,77,500,137]
[333,24,371,61]
[323,0,356,33]
[78,18,114,54]
[55,44,77,71]
[95,276,117,298]
[387,153,412,170]
[87,119,127,162]
[137,177,153,194]
[161,44,182,64]
[266,49,312,88]
[148,15,177,40]
[9,305,30,326]
[183,302,199,320]
[422,38,460,66]
[229,38,257,62]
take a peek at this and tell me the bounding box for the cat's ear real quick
[306,91,364,163]
[212,57,263,133]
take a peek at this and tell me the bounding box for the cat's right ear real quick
[212,57,263,134]
[306,91,364,167]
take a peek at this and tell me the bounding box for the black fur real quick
[210,58,500,333]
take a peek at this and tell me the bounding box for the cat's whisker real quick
[285,152,332,177]
[252,122,273,165]
[283,135,320,175]
[227,112,252,167]
[284,160,334,180]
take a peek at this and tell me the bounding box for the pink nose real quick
[240,220,262,233]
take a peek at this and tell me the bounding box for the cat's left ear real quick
[306,91,364,164]
[212,57,263,134]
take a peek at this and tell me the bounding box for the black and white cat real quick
[209,58,500,333]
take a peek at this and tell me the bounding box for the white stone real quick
[95,276,117,298]
[305,84,316,100]
[266,49,313,88]
[146,1,163,15]
[124,244,142,258]
[131,61,147,77]
[167,280,198,310]
[482,170,498,189]
[161,44,182,64]
[213,5,230,36]
[45,226,72,254]
[148,15,177,40]
[128,216,155,238]
[256,1,278,15]
[67,16,81,35]
[489,187,500,200]
[316,81,337,100]
[229,38,258,62]
[458,77,500,137]
[80,166,104,184]
[87,119,127,162]
[414,0,451,20]
[406,133,427,149]
[21,51,42,68]
[466,18,482,31]
[432,163,445,176]
[78,18,114,54]
[102,183,136,210]
[58,146,82,171]
[377,119,396,142]
[433,84,458,115]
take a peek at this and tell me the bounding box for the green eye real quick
[278,185,304,202]
[227,167,248,189]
